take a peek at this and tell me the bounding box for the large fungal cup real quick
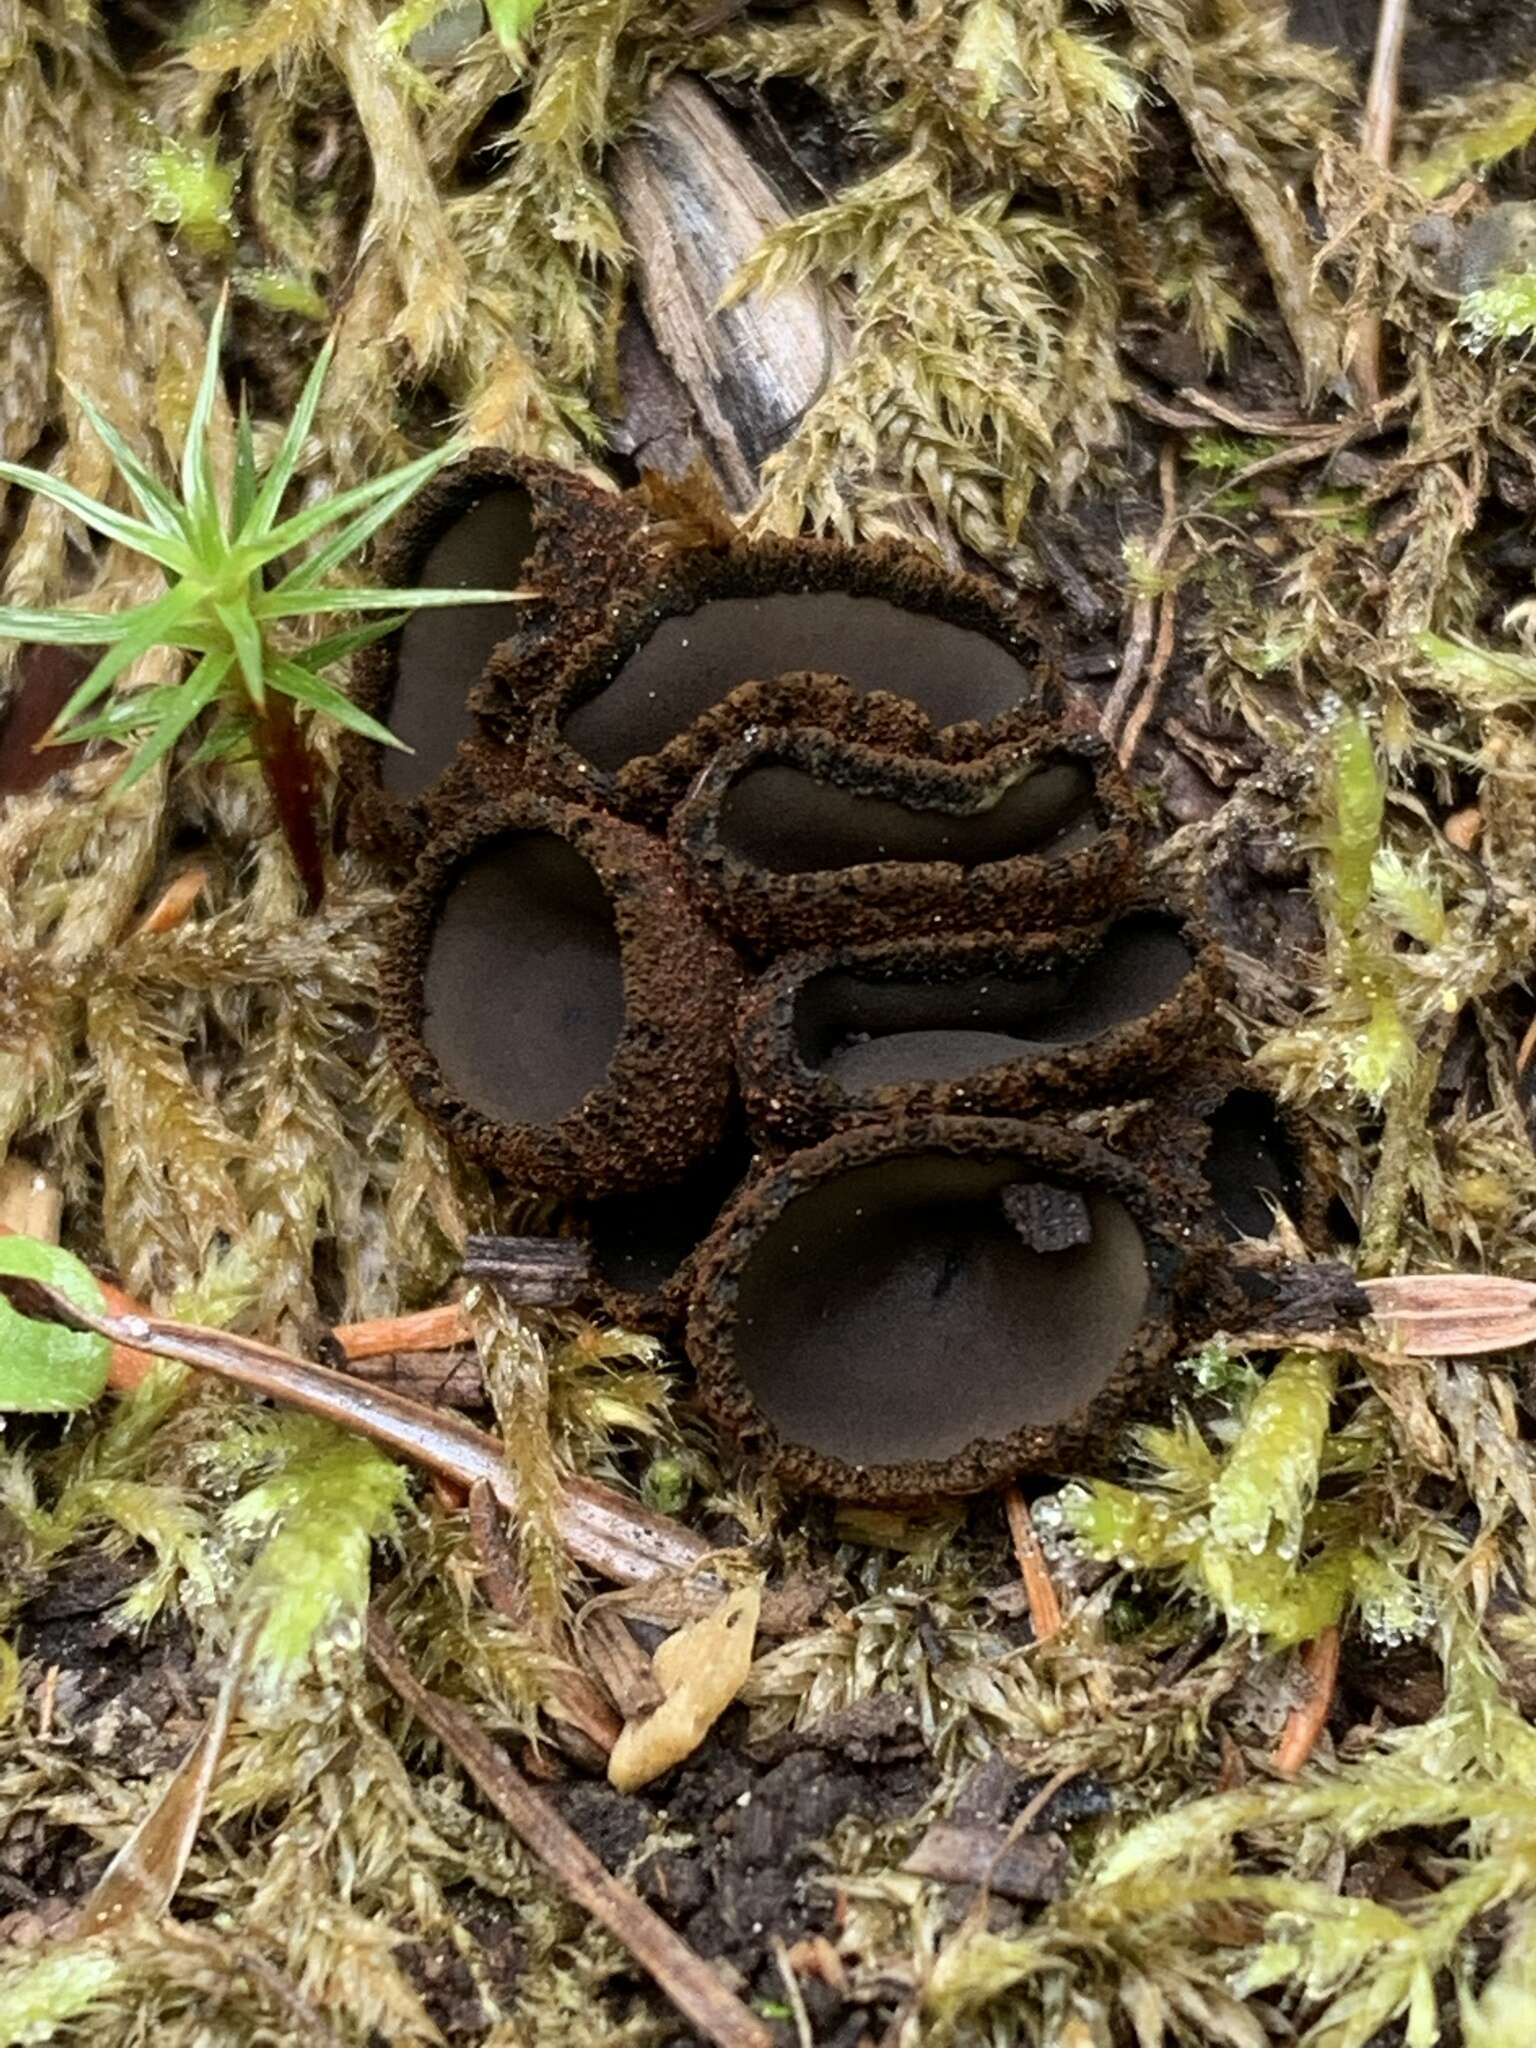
[712,749,1102,875]
[421,831,623,1127]
[1201,1086,1306,1240]
[671,728,1137,953]
[384,797,741,1197]
[563,589,1036,773]
[798,914,1197,1087]
[688,1119,1182,1499]
[735,910,1211,1144]
[530,539,1049,815]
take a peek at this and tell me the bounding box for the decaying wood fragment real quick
[579,1605,666,1720]
[463,1234,592,1306]
[903,1820,1068,1903]
[612,76,844,510]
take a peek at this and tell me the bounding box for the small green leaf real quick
[47,584,204,733]
[232,393,259,532]
[239,334,335,542]
[0,1237,112,1413]
[290,615,406,670]
[213,598,267,708]
[0,460,195,573]
[116,650,232,788]
[181,290,230,542]
[268,656,409,748]
[68,387,189,539]
[256,443,458,572]
[255,585,525,617]
[0,602,161,647]
[485,0,544,48]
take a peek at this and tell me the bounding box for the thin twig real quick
[333,1302,471,1360]
[1272,1625,1341,1775]
[1001,1486,1063,1642]
[1101,439,1180,750]
[772,1936,815,2048]
[0,1275,716,1593]
[1347,0,1411,407]
[367,1614,774,2048]
[1117,579,1178,770]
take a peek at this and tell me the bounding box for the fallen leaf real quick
[1363,1273,1536,1357]
[608,1583,761,1793]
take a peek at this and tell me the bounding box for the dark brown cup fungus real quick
[670,726,1137,955]
[384,796,742,1197]
[736,904,1220,1146]
[501,536,1052,824]
[466,669,941,831]
[347,452,647,862]
[686,1116,1190,1501]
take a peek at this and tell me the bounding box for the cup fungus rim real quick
[382,792,741,1198]
[668,722,1139,953]
[512,533,1053,819]
[735,898,1223,1145]
[345,452,629,864]
[685,1113,1192,1503]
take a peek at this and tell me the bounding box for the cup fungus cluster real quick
[378,459,1315,1502]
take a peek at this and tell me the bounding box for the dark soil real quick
[548,1706,934,2044]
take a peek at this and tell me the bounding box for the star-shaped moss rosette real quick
[0,297,523,901]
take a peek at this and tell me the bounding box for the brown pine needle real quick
[1002,1485,1064,1641]
[1272,1625,1341,1776]
[367,1614,774,2048]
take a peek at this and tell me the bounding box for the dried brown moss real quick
[736,901,1221,1148]
[495,534,1055,825]
[686,1115,1198,1503]
[669,724,1137,955]
[383,795,741,1197]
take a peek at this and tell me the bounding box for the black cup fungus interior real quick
[714,753,1101,878]
[560,590,1036,774]
[1202,1087,1304,1239]
[383,486,537,800]
[730,1154,1150,1468]
[796,913,1196,1088]
[422,830,625,1126]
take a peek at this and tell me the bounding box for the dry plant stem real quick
[1272,1624,1341,1775]
[334,1302,472,1359]
[0,1276,715,1592]
[1101,439,1179,749]
[131,863,210,939]
[1002,1485,1063,1642]
[366,1614,775,2048]
[1348,0,1411,407]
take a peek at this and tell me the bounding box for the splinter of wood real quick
[1001,1182,1093,1254]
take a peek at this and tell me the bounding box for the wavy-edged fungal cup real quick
[670,726,1136,956]
[347,453,646,863]
[736,903,1220,1146]
[384,796,742,1197]
[503,535,1053,825]
[467,669,940,828]
[686,1116,1191,1501]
